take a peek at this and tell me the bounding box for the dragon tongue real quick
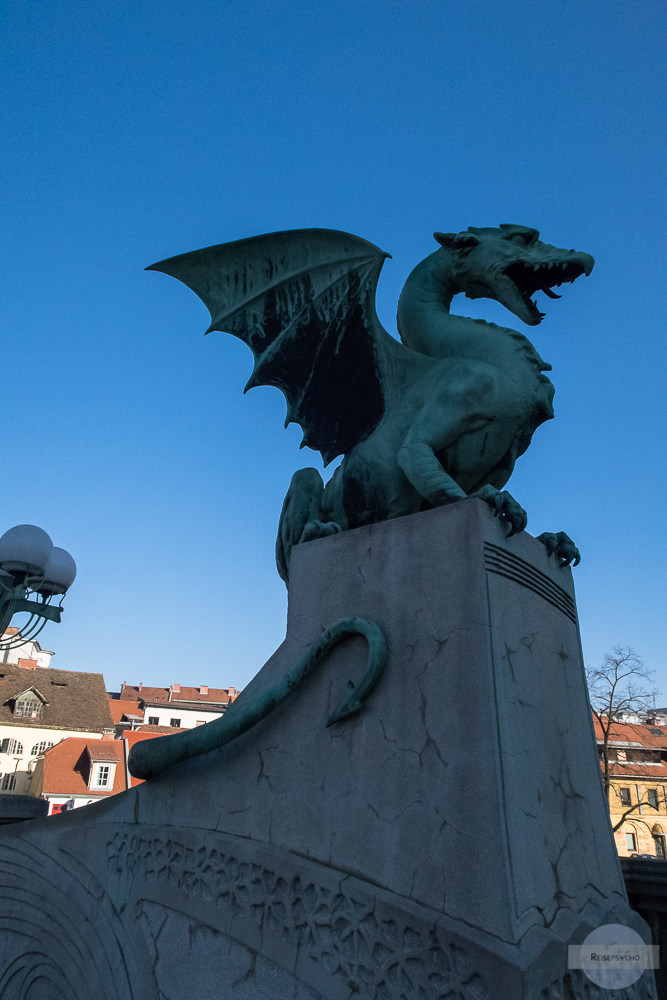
[540,284,562,299]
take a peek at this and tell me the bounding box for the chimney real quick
[200,685,208,697]
[228,687,236,699]
[172,683,181,695]
[18,658,38,671]
[138,682,143,692]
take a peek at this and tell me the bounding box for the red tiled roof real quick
[120,682,238,704]
[41,738,125,797]
[592,716,667,749]
[108,698,142,724]
[167,686,232,703]
[604,761,667,779]
[87,743,121,762]
[593,715,667,780]
[120,685,170,703]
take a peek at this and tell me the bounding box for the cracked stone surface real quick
[0,501,656,998]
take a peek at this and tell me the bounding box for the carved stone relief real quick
[106,828,491,1000]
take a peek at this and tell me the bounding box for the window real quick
[148,716,159,726]
[169,718,181,728]
[625,831,637,852]
[647,789,659,809]
[6,739,23,755]
[31,741,54,756]
[1,774,16,791]
[616,748,627,761]
[619,787,631,806]
[655,835,666,859]
[14,694,43,719]
[94,765,111,788]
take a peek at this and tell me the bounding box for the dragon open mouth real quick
[504,259,588,322]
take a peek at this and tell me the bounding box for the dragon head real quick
[434,225,594,326]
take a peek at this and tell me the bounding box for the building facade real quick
[31,727,184,814]
[111,681,239,731]
[0,633,113,795]
[594,715,667,858]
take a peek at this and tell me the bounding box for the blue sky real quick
[2,1,665,699]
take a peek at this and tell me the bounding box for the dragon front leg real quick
[470,484,527,536]
[396,438,468,506]
[397,433,527,535]
[397,377,527,535]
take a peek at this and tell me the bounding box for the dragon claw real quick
[300,520,343,544]
[473,486,527,535]
[537,531,580,567]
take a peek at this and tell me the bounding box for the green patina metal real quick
[148,225,592,581]
[128,616,388,780]
[136,224,592,780]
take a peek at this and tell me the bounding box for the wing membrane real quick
[148,229,390,463]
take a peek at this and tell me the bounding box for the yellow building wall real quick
[607,776,667,858]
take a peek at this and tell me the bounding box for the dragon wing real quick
[147,229,391,465]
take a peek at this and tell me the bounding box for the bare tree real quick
[586,646,661,832]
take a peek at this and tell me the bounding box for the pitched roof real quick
[108,698,143,724]
[87,742,121,762]
[0,664,113,732]
[592,716,667,750]
[120,682,238,705]
[593,716,667,780]
[41,738,125,797]
[604,761,667,779]
[165,687,232,703]
[120,684,170,703]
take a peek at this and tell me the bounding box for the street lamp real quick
[0,525,76,650]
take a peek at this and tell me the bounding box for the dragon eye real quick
[499,225,540,246]
[509,232,534,245]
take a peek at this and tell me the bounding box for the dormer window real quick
[14,693,43,719]
[94,764,111,788]
[84,745,119,792]
[9,687,48,719]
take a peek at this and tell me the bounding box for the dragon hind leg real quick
[275,468,342,584]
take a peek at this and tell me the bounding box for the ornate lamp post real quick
[0,525,76,650]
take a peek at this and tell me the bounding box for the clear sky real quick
[2,1,665,698]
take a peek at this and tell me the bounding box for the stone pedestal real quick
[0,501,657,998]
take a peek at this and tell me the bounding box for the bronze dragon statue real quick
[130,224,594,780]
[148,224,593,582]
